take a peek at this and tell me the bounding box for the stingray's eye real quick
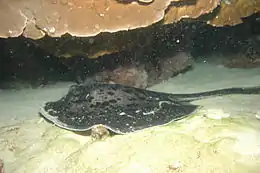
[69,84,79,92]
[68,84,82,96]
[45,102,55,110]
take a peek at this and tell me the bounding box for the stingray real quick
[39,82,260,134]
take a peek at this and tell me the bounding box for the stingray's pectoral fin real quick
[39,103,91,132]
[159,101,199,121]
[39,102,59,121]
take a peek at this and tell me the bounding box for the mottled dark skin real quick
[39,82,260,134]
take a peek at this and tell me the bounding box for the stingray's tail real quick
[170,86,260,101]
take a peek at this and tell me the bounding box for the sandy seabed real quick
[0,63,260,173]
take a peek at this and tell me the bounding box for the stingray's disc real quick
[39,83,198,134]
[40,107,128,134]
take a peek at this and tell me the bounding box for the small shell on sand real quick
[168,161,181,170]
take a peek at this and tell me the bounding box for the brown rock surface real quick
[87,51,193,88]
[224,57,260,69]
[33,27,154,59]
[163,0,220,24]
[1,0,259,40]
[0,0,172,39]
[208,0,260,26]
[1,0,259,61]
[96,64,149,88]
